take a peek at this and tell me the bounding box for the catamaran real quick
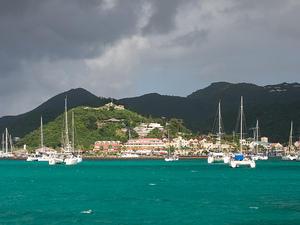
[207,101,230,164]
[282,121,297,161]
[229,96,256,168]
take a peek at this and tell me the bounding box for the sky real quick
[0,0,300,117]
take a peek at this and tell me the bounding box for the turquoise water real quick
[0,159,300,225]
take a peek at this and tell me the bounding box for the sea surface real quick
[0,159,300,225]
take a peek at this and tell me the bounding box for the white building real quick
[134,123,164,137]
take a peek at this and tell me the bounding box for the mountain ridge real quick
[1,82,300,143]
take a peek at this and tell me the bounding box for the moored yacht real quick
[282,121,296,161]
[250,120,268,161]
[164,130,179,162]
[229,96,255,168]
[26,154,39,161]
[64,155,78,165]
[60,99,80,166]
[252,153,268,161]
[207,101,230,164]
[49,154,64,165]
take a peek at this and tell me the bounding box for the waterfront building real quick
[124,138,166,153]
[93,141,122,151]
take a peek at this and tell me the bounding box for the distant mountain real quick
[120,82,300,142]
[0,88,111,138]
[2,82,300,143]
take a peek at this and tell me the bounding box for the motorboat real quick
[26,154,39,161]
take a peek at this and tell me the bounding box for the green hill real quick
[17,105,191,150]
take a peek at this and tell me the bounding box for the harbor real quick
[0,159,299,225]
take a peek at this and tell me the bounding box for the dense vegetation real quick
[17,106,192,150]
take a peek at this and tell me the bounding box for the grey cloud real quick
[0,0,300,117]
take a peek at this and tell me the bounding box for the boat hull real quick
[230,159,256,168]
[65,158,78,165]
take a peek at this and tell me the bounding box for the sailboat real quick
[63,98,80,165]
[2,128,14,158]
[229,96,256,168]
[72,111,82,163]
[27,117,43,161]
[0,133,4,157]
[282,121,297,161]
[208,101,230,164]
[251,120,268,160]
[164,129,178,162]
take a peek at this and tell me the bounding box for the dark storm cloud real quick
[0,0,137,61]
[0,0,300,116]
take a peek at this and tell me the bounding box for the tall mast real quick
[256,120,259,154]
[5,128,8,154]
[288,121,293,153]
[9,134,13,153]
[240,96,243,154]
[65,97,69,150]
[1,133,4,152]
[218,101,222,151]
[72,111,75,152]
[41,116,44,149]
[168,129,170,157]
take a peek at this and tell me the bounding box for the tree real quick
[146,128,163,138]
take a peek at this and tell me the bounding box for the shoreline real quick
[1,156,282,160]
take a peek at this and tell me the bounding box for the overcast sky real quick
[0,0,300,117]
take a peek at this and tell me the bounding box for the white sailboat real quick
[0,133,4,157]
[282,121,297,161]
[37,116,52,162]
[208,101,230,164]
[27,117,43,161]
[230,96,256,168]
[63,98,79,165]
[251,120,268,161]
[2,128,14,158]
[164,129,178,162]
[73,111,82,163]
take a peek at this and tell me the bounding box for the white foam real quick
[249,206,259,209]
[149,183,157,186]
[80,209,92,214]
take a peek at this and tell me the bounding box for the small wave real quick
[80,209,92,214]
[249,206,259,209]
[149,183,157,186]
[191,170,198,173]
